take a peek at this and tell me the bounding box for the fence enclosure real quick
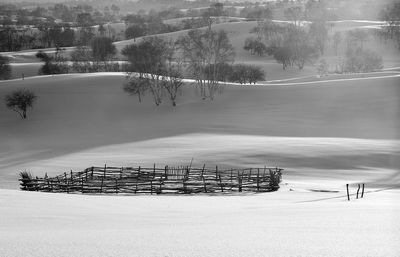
[19,165,283,194]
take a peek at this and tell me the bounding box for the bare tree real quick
[284,6,303,27]
[123,76,149,103]
[122,36,167,106]
[344,47,383,73]
[179,28,235,100]
[316,59,329,76]
[5,89,37,119]
[161,40,185,106]
[229,64,265,84]
[161,69,184,107]
[333,31,342,56]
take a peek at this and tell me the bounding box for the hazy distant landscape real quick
[0,0,399,256]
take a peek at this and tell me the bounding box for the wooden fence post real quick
[100,177,104,193]
[361,184,365,198]
[203,176,207,193]
[182,179,186,194]
[346,184,350,201]
[158,179,162,194]
[81,178,84,193]
[66,176,69,194]
[165,166,168,180]
[356,184,360,199]
[249,168,252,181]
[219,174,224,192]
[257,168,260,191]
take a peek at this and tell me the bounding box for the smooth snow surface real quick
[0,188,399,257]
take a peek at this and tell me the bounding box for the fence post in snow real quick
[346,184,350,201]
[361,184,365,198]
[356,184,361,199]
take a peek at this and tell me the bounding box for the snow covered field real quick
[0,187,399,257]
[0,71,399,256]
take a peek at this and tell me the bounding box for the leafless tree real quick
[4,89,37,119]
[179,28,235,100]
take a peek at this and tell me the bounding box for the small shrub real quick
[344,47,383,73]
[269,169,282,191]
[19,171,35,191]
[4,88,37,119]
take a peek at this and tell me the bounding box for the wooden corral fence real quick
[19,165,283,194]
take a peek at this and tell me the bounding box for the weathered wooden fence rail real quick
[19,165,283,194]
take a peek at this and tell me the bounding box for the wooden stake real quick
[361,184,365,198]
[346,184,350,201]
[356,184,360,199]
[159,179,162,194]
[66,176,69,194]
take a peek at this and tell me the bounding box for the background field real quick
[0,73,399,189]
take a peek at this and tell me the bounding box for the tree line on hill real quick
[122,27,264,106]
[243,0,391,74]
[1,23,266,116]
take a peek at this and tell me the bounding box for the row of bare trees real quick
[122,22,240,106]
